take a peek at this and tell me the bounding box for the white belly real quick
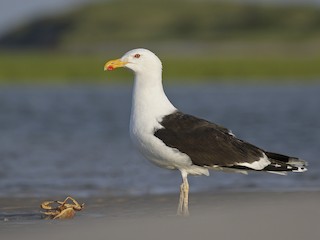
[130,125,189,169]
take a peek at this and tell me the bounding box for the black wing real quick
[154,111,264,167]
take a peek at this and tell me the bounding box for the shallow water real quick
[0,84,319,197]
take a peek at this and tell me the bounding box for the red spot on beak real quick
[107,66,114,71]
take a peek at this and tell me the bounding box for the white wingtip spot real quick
[293,167,308,173]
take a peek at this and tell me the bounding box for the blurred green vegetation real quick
[0,51,319,84]
[0,0,320,83]
[60,0,320,45]
[0,52,110,84]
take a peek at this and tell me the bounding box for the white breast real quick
[129,74,209,176]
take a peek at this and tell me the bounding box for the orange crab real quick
[40,196,84,219]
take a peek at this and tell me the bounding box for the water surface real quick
[0,84,319,197]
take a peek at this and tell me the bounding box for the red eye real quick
[134,54,141,58]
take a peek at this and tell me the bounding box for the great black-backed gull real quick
[104,48,308,216]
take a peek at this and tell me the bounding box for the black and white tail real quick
[263,152,308,175]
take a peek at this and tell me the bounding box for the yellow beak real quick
[104,58,127,71]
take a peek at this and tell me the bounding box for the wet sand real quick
[1,191,319,240]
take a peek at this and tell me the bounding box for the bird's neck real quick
[130,71,176,132]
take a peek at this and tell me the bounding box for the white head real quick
[105,48,176,125]
[104,48,162,76]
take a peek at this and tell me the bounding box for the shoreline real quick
[1,190,319,239]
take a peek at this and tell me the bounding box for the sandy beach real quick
[0,191,319,240]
